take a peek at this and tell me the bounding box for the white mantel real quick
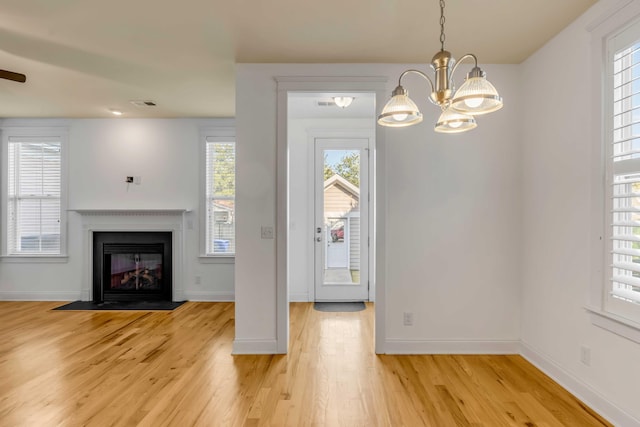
[74,209,189,301]
[73,209,190,216]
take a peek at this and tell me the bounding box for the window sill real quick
[0,255,69,263]
[199,255,235,264]
[585,306,640,345]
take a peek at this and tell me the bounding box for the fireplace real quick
[93,231,172,302]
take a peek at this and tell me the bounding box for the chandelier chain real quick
[439,0,446,51]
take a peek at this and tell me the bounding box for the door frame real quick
[275,76,388,354]
[308,132,374,301]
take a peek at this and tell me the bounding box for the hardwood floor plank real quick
[0,301,612,427]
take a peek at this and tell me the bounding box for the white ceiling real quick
[0,0,597,118]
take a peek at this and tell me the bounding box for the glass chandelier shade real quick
[376,0,503,133]
[333,96,355,108]
[376,86,423,127]
[450,68,503,115]
[434,107,477,133]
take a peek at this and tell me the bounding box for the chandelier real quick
[377,0,503,133]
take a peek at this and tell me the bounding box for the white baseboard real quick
[184,291,234,302]
[520,341,639,427]
[384,339,520,354]
[232,339,280,354]
[0,291,80,301]
[289,292,310,302]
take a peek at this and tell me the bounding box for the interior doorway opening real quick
[286,92,375,304]
[275,77,388,355]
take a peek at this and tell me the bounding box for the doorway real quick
[314,138,370,301]
[275,78,388,354]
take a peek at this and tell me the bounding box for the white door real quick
[314,138,369,301]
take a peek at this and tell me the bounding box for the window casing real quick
[204,138,235,256]
[2,130,67,257]
[606,18,640,323]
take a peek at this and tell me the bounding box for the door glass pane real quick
[323,149,361,285]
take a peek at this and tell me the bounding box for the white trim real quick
[199,125,236,258]
[75,210,187,302]
[374,95,387,348]
[274,76,387,87]
[384,339,520,355]
[276,76,388,355]
[0,291,79,301]
[289,292,310,302]
[0,255,68,263]
[521,341,639,427]
[232,339,279,354]
[586,0,637,32]
[1,126,69,257]
[184,291,234,302]
[586,306,640,344]
[589,0,640,330]
[306,130,378,302]
[198,255,235,264]
[72,209,189,215]
[276,80,290,354]
[314,137,369,299]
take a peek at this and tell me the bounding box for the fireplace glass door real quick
[108,251,163,292]
[102,243,165,300]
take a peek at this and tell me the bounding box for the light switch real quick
[261,226,274,239]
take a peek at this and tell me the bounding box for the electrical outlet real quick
[580,346,591,366]
[195,276,201,285]
[403,312,414,326]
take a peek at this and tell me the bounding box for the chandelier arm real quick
[398,69,435,95]
[449,53,478,84]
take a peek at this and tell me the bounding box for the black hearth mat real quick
[53,300,186,311]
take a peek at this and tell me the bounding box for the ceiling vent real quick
[130,100,157,107]
[316,101,336,107]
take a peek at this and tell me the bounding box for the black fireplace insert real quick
[93,231,172,302]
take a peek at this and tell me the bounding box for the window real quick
[205,138,235,255]
[4,135,64,255]
[606,18,640,323]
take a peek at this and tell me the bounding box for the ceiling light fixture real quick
[109,109,123,116]
[377,0,503,133]
[333,96,355,108]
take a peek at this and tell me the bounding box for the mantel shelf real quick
[71,209,190,216]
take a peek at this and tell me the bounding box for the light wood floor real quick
[0,302,610,427]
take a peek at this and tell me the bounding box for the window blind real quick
[205,140,235,255]
[7,139,62,254]
[610,37,640,305]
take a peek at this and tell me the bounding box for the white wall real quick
[383,63,522,349]
[0,118,234,301]
[235,63,522,354]
[288,117,373,301]
[521,0,640,424]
